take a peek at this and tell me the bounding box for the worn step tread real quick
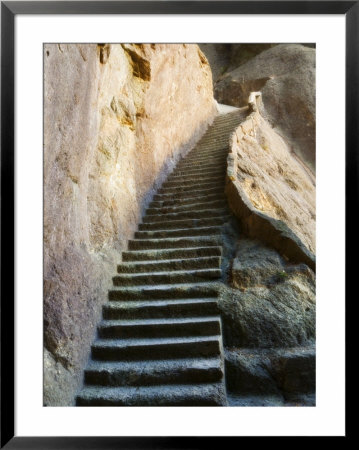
[173,166,226,176]
[138,216,230,231]
[98,316,221,338]
[76,382,227,406]
[147,200,226,215]
[134,226,223,239]
[91,335,221,361]
[150,197,225,209]
[175,161,226,171]
[118,256,221,273]
[113,268,221,286]
[142,208,228,223]
[99,316,221,327]
[104,297,219,310]
[153,190,225,202]
[84,356,222,375]
[103,298,220,319]
[122,246,222,261]
[153,188,225,201]
[178,157,227,166]
[158,184,225,197]
[108,282,221,300]
[83,356,223,387]
[128,235,222,250]
[92,335,220,346]
[163,175,224,187]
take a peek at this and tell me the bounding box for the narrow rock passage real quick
[76,109,246,406]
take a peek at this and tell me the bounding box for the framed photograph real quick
[1,1,353,447]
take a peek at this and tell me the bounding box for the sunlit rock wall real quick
[43,43,215,405]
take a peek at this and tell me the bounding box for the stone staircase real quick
[76,109,246,406]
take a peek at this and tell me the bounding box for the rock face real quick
[219,238,316,405]
[226,96,316,267]
[43,43,215,406]
[225,347,316,405]
[220,239,315,349]
[215,44,316,172]
[199,44,278,86]
[198,44,232,84]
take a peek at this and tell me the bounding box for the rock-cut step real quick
[137,216,230,231]
[113,268,221,286]
[83,357,223,386]
[173,165,226,177]
[150,193,225,208]
[91,335,221,361]
[103,298,220,320]
[146,199,227,215]
[108,282,221,301]
[76,382,227,406]
[128,235,223,250]
[134,225,224,239]
[161,174,224,188]
[122,246,222,261]
[117,255,221,273]
[98,316,221,339]
[142,208,228,223]
[158,181,225,195]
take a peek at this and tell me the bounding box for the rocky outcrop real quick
[226,93,316,269]
[225,347,315,405]
[215,44,316,172]
[219,238,316,405]
[198,44,232,84]
[199,44,278,86]
[219,239,315,349]
[43,43,216,405]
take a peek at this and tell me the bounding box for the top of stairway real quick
[216,103,241,115]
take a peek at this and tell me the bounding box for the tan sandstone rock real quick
[44,43,215,405]
[226,93,315,269]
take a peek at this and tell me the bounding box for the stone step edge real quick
[99,315,221,327]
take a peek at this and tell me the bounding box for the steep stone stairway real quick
[76,109,246,406]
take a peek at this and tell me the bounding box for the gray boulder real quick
[219,239,316,349]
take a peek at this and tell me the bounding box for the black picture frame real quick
[1,1,354,447]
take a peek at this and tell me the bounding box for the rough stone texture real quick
[215,44,316,172]
[227,44,278,70]
[199,44,279,86]
[198,44,232,84]
[220,238,316,406]
[44,43,216,405]
[219,239,316,349]
[225,346,316,405]
[226,99,315,267]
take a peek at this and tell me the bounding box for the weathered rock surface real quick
[219,239,316,349]
[198,44,232,84]
[226,44,278,70]
[199,44,278,85]
[44,43,216,405]
[220,238,316,405]
[215,44,316,171]
[226,100,316,263]
[225,346,316,405]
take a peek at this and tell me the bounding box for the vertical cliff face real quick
[43,43,215,405]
